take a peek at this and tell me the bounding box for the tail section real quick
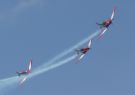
[75,49,81,55]
[16,72,21,76]
[96,23,103,28]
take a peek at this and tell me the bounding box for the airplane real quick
[96,7,116,38]
[75,39,92,62]
[16,59,32,84]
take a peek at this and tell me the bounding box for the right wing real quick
[88,40,92,48]
[110,7,116,20]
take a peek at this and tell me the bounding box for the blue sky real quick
[0,0,135,95]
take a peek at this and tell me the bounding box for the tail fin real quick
[75,49,80,55]
[96,23,103,28]
[16,72,21,76]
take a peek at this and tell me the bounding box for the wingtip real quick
[29,59,32,66]
[113,6,116,11]
[30,59,32,63]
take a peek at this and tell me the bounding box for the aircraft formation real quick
[17,7,116,84]
[75,7,116,61]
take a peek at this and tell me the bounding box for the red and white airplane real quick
[16,60,32,84]
[96,7,116,38]
[75,39,92,62]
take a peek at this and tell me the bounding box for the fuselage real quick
[102,19,112,28]
[80,48,90,54]
[17,70,30,76]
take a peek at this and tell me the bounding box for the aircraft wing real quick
[98,28,108,39]
[77,54,85,62]
[28,60,32,71]
[20,77,27,85]
[88,40,92,48]
[110,7,116,20]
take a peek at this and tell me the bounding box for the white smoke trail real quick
[27,30,101,80]
[29,55,77,78]
[0,29,102,94]
[0,55,76,95]
[12,0,42,13]
[35,30,100,70]
[0,76,19,95]
[0,0,43,21]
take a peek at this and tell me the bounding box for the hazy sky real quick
[0,0,135,95]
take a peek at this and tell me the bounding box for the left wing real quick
[110,7,116,20]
